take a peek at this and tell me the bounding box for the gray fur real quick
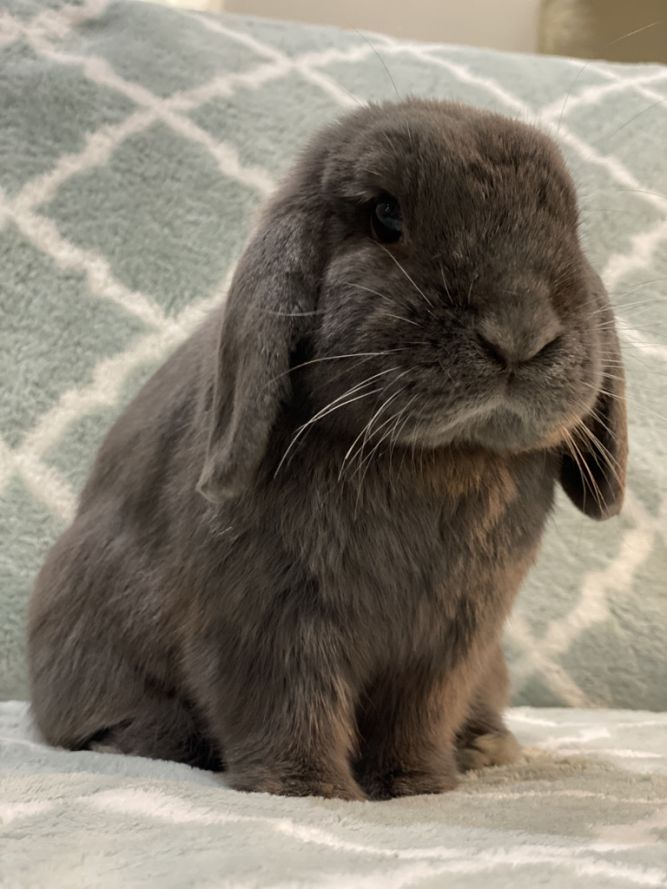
[28,100,628,800]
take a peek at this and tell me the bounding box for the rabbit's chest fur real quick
[199,442,556,681]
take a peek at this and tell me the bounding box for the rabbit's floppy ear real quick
[559,273,628,520]
[197,194,322,503]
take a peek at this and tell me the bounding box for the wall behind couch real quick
[155,0,667,62]
[222,0,542,52]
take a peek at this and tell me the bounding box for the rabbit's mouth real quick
[435,327,601,452]
[400,362,600,455]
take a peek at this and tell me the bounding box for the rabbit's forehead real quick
[343,114,572,208]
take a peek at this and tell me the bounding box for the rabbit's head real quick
[198,100,627,519]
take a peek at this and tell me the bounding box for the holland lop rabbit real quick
[28,100,628,800]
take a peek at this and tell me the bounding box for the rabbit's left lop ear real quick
[197,194,323,503]
[559,274,628,520]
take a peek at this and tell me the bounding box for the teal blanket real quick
[0,1,665,713]
[2,701,667,888]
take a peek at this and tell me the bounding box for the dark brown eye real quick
[370,193,402,244]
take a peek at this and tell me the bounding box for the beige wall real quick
[540,0,667,64]
[223,0,542,53]
[157,0,666,62]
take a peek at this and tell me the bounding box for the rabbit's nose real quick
[476,324,561,369]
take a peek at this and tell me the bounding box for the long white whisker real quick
[271,348,406,383]
[574,419,625,486]
[340,373,410,481]
[342,281,394,300]
[384,312,421,328]
[357,370,412,462]
[388,393,419,472]
[563,427,605,515]
[356,400,408,485]
[440,263,453,302]
[274,381,382,479]
[341,283,423,329]
[376,243,434,309]
[353,397,408,512]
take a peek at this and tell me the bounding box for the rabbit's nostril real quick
[533,333,562,361]
[476,330,561,368]
[476,333,509,368]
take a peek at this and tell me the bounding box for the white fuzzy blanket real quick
[3,703,667,888]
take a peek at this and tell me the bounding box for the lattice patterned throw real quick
[1,0,665,709]
[2,701,667,888]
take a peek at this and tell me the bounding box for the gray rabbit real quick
[28,99,627,800]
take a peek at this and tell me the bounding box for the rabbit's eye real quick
[371,193,402,244]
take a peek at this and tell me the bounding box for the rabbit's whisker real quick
[275,376,385,478]
[590,95,667,150]
[566,398,625,479]
[354,29,401,100]
[574,419,625,488]
[440,264,453,302]
[385,393,420,485]
[554,20,663,136]
[588,290,667,316]
[582,382,667,425]
[376,243,434,310]
[343,281,393,300]
[384,312,421,328]
[317,355,382,391]
[341,282,422,328]
[353,393,409,511]
[351,398,403,484]
[359,369,411,450]
[579,400,616,440]
[390,394,417,461]
[265,309,326,317]
[387,403,408,477]
[562,427,606,516]
[593,323,667,336]
[273,348,406,383]
[341,372,410,482]
[581,186,667,203]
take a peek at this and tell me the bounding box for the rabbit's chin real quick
[406,403,580,456]
[464,410,577,454]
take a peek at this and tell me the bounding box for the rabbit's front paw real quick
[456,730,521,771]
[227,767,366,801]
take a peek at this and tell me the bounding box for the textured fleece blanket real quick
[2,702,667,888]
[0,2,666,711]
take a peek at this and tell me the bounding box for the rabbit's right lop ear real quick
[559,272,628,520]
[197,199,322,503]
